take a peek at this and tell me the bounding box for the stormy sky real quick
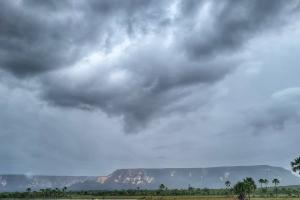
[0,0,300,176]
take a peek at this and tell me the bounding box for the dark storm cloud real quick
[0,0,170,76]
[0,0,299,132]
[42,52,236,132]
[0,0,78,76]
[179,0,299,59]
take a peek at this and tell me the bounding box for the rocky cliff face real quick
[71,165,300,190]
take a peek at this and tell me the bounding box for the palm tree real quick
[264,179,269,189]
[225,180,231,188]
[40,189,45,198]
[62,186,68,197]
[233,181,246,200]
[258,179,264,192]
[159,183,166,190]
[272,178,280,198]
[26,188,31,197]
[291,156,300,174]
[244,177,257,200]
[188,184,193,195]
[225,180,231,196]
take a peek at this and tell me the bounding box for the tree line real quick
[0,184,300,199]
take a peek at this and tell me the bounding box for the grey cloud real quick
[247,87,300,133]
[0,83,135,175]
[0,0,171,77]
[0,0,299,132]
[1,0,300,175]
[42,46,236,132]
[179,0,299,59]
[0,0,79,76]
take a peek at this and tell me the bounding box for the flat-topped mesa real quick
[1,165,300,191]
[98,165,299,189]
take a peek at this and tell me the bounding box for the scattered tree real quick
[264,179,269,189]
[258,179,264,192]
[244,177,257,200]
[159,184,166,191]
[291,156,300,174]
[225,180,231,188]
[233,181,246,200]
[62,186,68,197]
[233,177,257,200]
[188,184,194,195]
[26,188,31,197]
[225,180,231,196]
[272,178,280,198]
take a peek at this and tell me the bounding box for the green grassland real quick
[1,185,300,199]
[2,197,299,200]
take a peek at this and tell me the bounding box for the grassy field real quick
[54,197,300,200]
[43,196,300,200]
[139,197,300,200]
[1,197,300,200]
[99,197,300,200]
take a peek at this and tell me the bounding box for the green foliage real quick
[272,178,280,198]
[0,183,300,199]
[159,184,166,190]
[272,179,279,185]
[291,156,300,174]
[233,181,246,195]
[233,177,257,200]
[225,180,231,188]
[244,177,256,192]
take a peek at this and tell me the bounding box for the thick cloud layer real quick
[1,0,299,132]
[1,0,300,175]
[179,0,297,58]
[0,0,170,76]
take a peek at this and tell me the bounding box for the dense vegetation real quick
[0,185,300,199]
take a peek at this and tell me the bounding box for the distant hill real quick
[0,175,96,192]
[70,165,300,190]
[1,165,300,192]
